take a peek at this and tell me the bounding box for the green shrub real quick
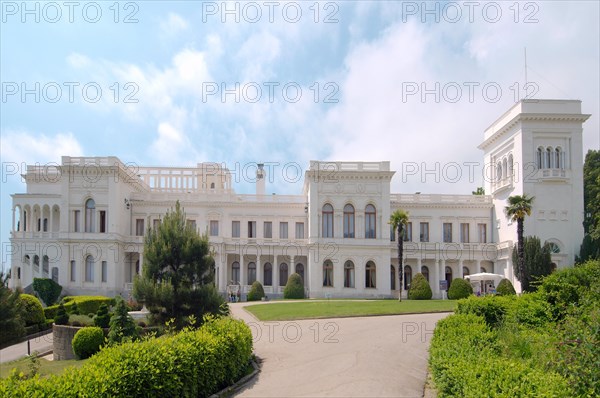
[94,303,111,328]
[447,278,473,300]
[408,273,432,300]
[72,327,105,359]
[0,317,253,397]
[69,315,94,327]
[247,281,265,301]
[70,302,80,315]
[45,296,115,320]
[508,292,551,327]
[18,294,45,327]
[32,278,62,306]
[456,295,512,328]
[283,273,304,299]
[496,278,516,296]
[54,303,69,325]
[108,297,138,344]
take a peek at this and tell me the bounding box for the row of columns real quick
[12,206,60,233]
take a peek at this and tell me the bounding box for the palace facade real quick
[8,99,590,299]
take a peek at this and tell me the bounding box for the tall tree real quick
[389,209,409,301]
[0,272,25,347]
[472,187,485,195]
[505,194,535,291]
[511,236,553,292]
[579,150,600,262]
[133,201,222,327]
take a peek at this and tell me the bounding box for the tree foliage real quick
[0,272,25,347]
[505,194,534,291]
[19,294,45,326]
[54,303,69,325]
[108,297,138,344]
[496,279,516,296]
[448,278,473,300]
[578,150,600,262]
[389,209,409,301]
[94,303,111,328]
[283,273,305,299]
[247,281,265,301]
[133,201,223,327]
[512,236,553,292]
[32,278,62,306]
[472,187,485,195]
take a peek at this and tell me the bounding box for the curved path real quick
[230,302,450,398]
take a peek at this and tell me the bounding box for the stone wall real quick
[53,324,80,360]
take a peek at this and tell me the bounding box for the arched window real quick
[502,158,507,180]
[42,255,49,276]
[536,147,544,169]
[323,260,333,287]
[322,204,333,238]
[480,266,487,273]
[496,162,502,181]
[343,204,355,238]
[546,147,553,169]
[390,265,396,290]
[231,261,240,284]
[445,266,453,289]
[545,241,561,253]
[508,154,514,179]
[344,260,355,288]
[365,204,376,239]
[17,267,21,280]
[463,266,470,277]
[555,147,562,169]
[23,255,30,266]
[404,265,412,290]
[210,182,215,189]
[85,255,94,282]
[365,261,376,288]
[33,255,40,272]
[263,263,272,286]
[248,262,256,285]
[51,267,59,283]
[85,199,95,232]
[295,263,304,284]
[421,265,429,283]
[279,263,288,286]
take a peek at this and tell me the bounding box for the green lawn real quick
[0,357,87,379]
[245,299,456,321]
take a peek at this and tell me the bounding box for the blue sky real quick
[1,1,599,270]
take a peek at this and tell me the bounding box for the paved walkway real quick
[0,332,53,364]
[230,302,450,398]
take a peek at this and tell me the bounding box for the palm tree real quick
[505,194,535,290]
[389,209,409,301]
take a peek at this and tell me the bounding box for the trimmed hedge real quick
[447,278,473,300]
[54,303,69,325]
[94,303,111,328]
[283,273,305,299]
[247,281,265,301]
[496,279,516,296]
[32,278,62,306]
[408,273,432,300]
[72,326,105,359]
[429,313,571,397]
[456,295,512,328]
[44,296,115,320]
[19,294,46,327]
[0,316,253,397]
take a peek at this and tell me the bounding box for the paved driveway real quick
[230,302,450,398]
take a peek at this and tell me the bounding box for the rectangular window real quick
[460,223,470,243]
[74,210,80,232]
[99,211,106,233]
[295,222,304,239]
[478,223,487,243]
[280,222,288,239]
[70,260,76,282]
[153,219,161,230]
[232,221,240,238]
[390,225,395,241]
[404,222,412,242]
[419,222,429,242]
[210,220,219,236]
[248,221,256,238]
[443,223,453,243]
[264,222,272,238]
[186,219,196,231]
[101,261,107,283]
[136,219,145,236]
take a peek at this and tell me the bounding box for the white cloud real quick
[0,130,84,166]
[149,122,203,165]
[66,53,91,69]
[160,13,189,37]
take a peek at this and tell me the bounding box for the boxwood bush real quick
[94,303,111,328]
[247,281,265,301]
[72,326,105,359]
[283,273,305,299]
[32,278,62,306]
[408,273,432,300]
[44,296,115,320]
[0,316,253,397]
[19,294,46,328]
[456,295,513,328]
[496,278,516,296]
[447,278,473,300]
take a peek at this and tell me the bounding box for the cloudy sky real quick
[1,1,599,268]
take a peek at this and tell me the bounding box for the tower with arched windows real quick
[479,99,590,288]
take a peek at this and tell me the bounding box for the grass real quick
[245,299,457,321]
[0,356,87,379]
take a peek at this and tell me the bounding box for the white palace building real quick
[8,99,590,299]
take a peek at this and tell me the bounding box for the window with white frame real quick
[85,199,95,232]
[101,261,107,282]
[323,260,333,287]
[295,222,304,239]
[344,260,355,288]
[343,204,355,238]
[70,260,76,282]
[264,222,272,238]
[232,221,240,238]
[365,261,376,288]
[460,223,470,243]
[478,223,487,243]
[136,219,145,236]
[419,222,429,242]
[322,204,333,238]
[210,220,219,236]
[279,222,288,239]
[365,204,376,239]
[85,255,94,282]
[248,221,256,238]
[443,223,452,243]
